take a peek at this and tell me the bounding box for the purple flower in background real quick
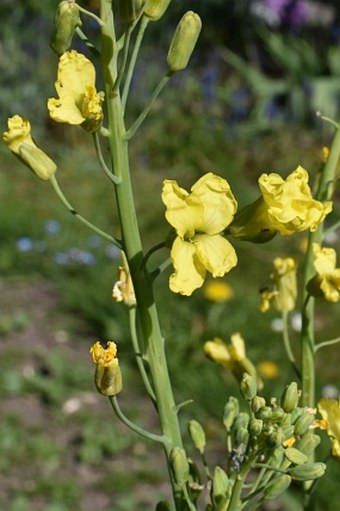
[252,0,310,27]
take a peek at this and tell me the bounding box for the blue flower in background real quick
[16,237,33,252]
[45,219,61,235]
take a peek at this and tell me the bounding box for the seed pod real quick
[118,0,143,22]
[281,382,299,413]
[240,373,257,401]
[167,11,202,73]
[50,0,81,56]
[144,0,171,21]
[264,474,292,499]
[294,411,315,436]
[170,447,190,486]
[289,462,326,481]
[188,420,206,454]
[284,447,308,465]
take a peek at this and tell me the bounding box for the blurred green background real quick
[0,1,340,510]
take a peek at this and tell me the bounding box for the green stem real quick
[76,4,104,26]
[300,123,340,409]
[99,2,183,507]
[49,175,121,247]
[92,132,120,184]
[75,27,100,57]
[125,73,172,139]
[122,15,149,112]
[228,455,256,511]
[109,396,166,444]
[315,336,340,353]
[282,310,300,378]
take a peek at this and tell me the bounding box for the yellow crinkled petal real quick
[48,95,86,125]
[55,50,96,99]
[318,398,340,459]
[162,179,203,239]
[229,332,246,360]
[313,243,337,275]
[259,166,332,234]
[82,84,104,121]
[194,233,237,277]
[169,236,205,295]
[3,115,34,154]
[191,172,238,233]
[204,337,232,368]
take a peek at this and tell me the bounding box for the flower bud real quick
[3,116,57,181]
[294,431,321,456]
[284,447,308,465]
[289,462,326,481]
[50,0,81,56]
[240,373,257,401]
[271,406,285,422]
[118,0,143,22]
[212,466,230,509]
[294,411,315,436]
[170,447,190,486]
[223,396,239,432]
[90,341,122,397]
[233,412,250,431]
[144,0,171,21]
[266,427,284,448]
[251,396,266,413]
[264,474,292,499]
[112,264,136,306]
[281,425,295,442]
[236,426,249,447]
[256,406,272,421]
[290,407,304,424]
[280,382,299,413]
[188,420,206,454]
[248,418,263,438]
[167,11,202,73]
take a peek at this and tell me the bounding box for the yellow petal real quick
[204,338,232,368]
[169,236,205,295]
[313,243,337,276]
[48,96,85,124]
[162,179,203,238]
[3,115,34,154]
[194,234,237,277]
[55,50,95,99]
[318,398,340,459]
[191,172,238,233]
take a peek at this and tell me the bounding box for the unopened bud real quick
[240,373,257,401]
[281,382,299,413]
[294,431,321,456]
[248,418,263,438]
[167,11,202,73]
[266,427,284,448]
[281,425,295,442]
[271,406,285,422]
[256,406,272,421]
[233,412,250,430]
[294,411,315,436]
[289,462,326,481]
[264,474,292,499]
[251,396,266,413]
[118,0,143,22]
[223,396,239,432]
[188,420,206,454]
[50,0,81,56]
[212,466,230,509]
[290,407,304,424]
[170,447,190,486]
[236,426,249,446]
[90,341,122,397]
[144,0,171,21]
[284,447,308,465]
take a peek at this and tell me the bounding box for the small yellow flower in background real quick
[162,172,238,296]
[322,146,329,162]
[204,333,261,387]
[202,280,234,302]
[260,257,297,312]
[3,115,57,180]
[112,264,136,306]
[307,243,340,302]
[90,341,122,397]
[318,398,340,459]
[257,360,280,379]
[230,166,332,242]
[48,50,104,132]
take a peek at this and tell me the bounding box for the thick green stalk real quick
[300,124,340,409]
[99,1,183,507]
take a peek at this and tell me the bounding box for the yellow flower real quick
[229,166,332,241]
[259,166,332,235]
[48,50,104,132]
[257,360,280,379]
[90,341,122,397]
[204,333,261,386]
[260,257,297,312]
[3,115,57,180]
[307,243,340,302]
[162,172,238,296]
[318,398,340,458]
[202,280,234,302]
